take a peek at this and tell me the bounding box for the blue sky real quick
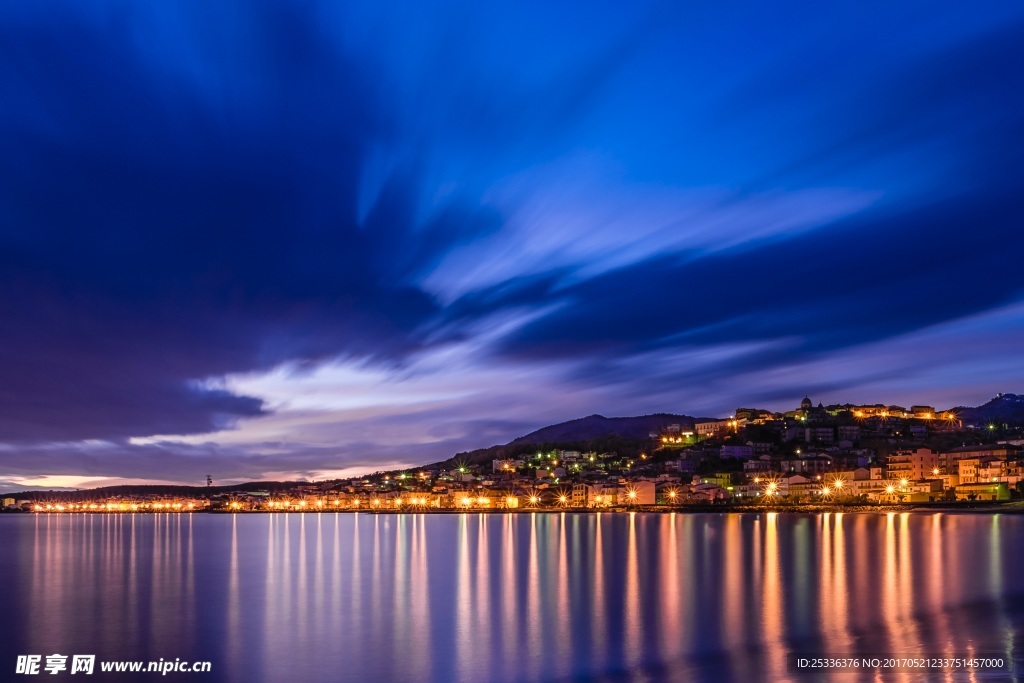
[2,1,1023,488]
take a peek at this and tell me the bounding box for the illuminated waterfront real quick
[3,512,1023,682]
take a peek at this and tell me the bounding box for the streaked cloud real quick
[1,0,1022,486]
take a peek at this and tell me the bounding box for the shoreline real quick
[8,501,1024,516]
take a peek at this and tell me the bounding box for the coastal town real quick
[5,394,1024,514]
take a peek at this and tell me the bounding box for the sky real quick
[2,0,1023,489]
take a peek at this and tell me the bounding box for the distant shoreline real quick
[7,501,1024,516]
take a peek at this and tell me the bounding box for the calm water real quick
[2,512,1023,682]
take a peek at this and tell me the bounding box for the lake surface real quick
[2,512,1023,682]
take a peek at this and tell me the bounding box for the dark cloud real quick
[0,2,503,442]
[488,21,1024,373]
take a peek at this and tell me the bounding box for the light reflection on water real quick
[3,512,1024,683]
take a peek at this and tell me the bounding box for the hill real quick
[434,412,708,468]
[951,393,1024,426]
[508,413,702,444]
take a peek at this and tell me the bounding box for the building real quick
[887,448,940,481]
[693,473,732,489]
[974,462,1007,483]
[585,481,656,506]
[942,444,1017,473]
[910,405,936,419]
[805,426,835,443]
[720,444,754,459]
[743,456,775,473]
[850,478,893,498]
[690,483,728,502]
[779,454,833,475]
[571,484,588,507]
[676,459,696,474]
[955,482,1010,501]
[837,425,861,442]
[628,481,657,505]
[735,408,774,423]
[695,420,731,439]
[957,457,999,485]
